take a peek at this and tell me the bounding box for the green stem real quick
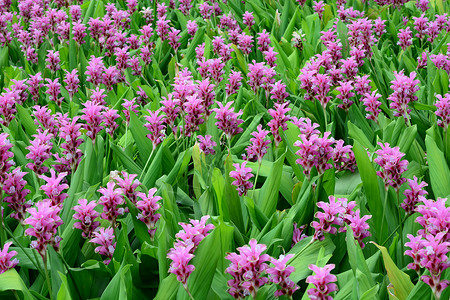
[381,215,409,246]
[380,188,389,242]
[4,225,43,273]
[43,252,53,300]
[251,162,262,198]
[183,283,195,300]
[444,129,448,165]
[138,148,155,183]
[0,188,5,246]
[397,190,404,266]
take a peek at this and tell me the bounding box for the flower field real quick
[0,0,449,299]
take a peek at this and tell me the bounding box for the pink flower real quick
[168,27,181,52]
[0,133,14,183]
[24,200,63,257]
[402,176,428,214]
[212,101,243,139]
[263,47,278,68]
[73,21,87,44]
[73,199,100,239]
[313,1,325,19]
[362,90,382,122]
[90,227,116,265]
[374,142,408,192]
[187,20,198,36]
[257,29,270,52]
[333,140,356,172]
[0,242,18,274]
[168,244,195,285]
[26,130,53,175]
[225,239,270,298]
[344,210,372,248]
[45,50,60,72]
[292,223,308,246]
[229,161,254,196]
[98,181,125,226]
[2,167,31,222]
[336,80,355,111]
[226,70,243,97]
[243,11,255,30]
[64,69,80,99]
[306,264,338,299]
[435,93,450,130]
[397,27,413,50]
[294,132,335,180]
[270,80,288,103]
[244,125,270,163]
[267,254,299,297]
[102,108,120,137]
[312,73,332,108]
[268,102,291,147]
[311,196,346,241]
[388,71,420,122]
[44,78,63,106]
[113,171,141,204]
[416,198,450,240]
[197,135,217,155]
[183,95,205,137]
[81,101,104,143]
[39,169,69,206]
[136,189,162,238]
[237,32,253,55]
[175,216,215,249]
[28,73,43,102]
[86,56,105,87]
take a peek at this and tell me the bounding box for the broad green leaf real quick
[425,134,450,198]
[258,153,286,216]
[372,243,414,300]
[0,269,35,300]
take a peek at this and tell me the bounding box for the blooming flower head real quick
[244,125,270,163]
[229,161,254,196]
[144,109,166,150]
[3,167,31,222]
[197,135,217,155]
[362,90,382,123]
[0,133,14,183]
[435,93,450,130]
[292,223,308,246]
[387,71,420,123]
[243,11,255,30]
[168,244,195,285]
[306,264,338,299]
[39,169,69,206]
[397,27,413,50]
[73,198,100,239]
[45,50,60,72]
[212,101,243,140]
[98,181,125,226]
[90,227,116,265]
[136,189,162,238]
[268,102,291,147]
[402,176,428,214]
[24,200,63,257]
[311,196,346,241]
[0,242,18,274]
[374,142,408,192]
[80,101,104,143]
[225,239,270,298]
[267,254,299,297]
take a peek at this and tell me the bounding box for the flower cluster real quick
[73,199,100,239]
[0,242,18,274]
[136,189,162,238]
[374,142,408,192]
[90,227,116,265]
[229,161,254,196]
[306,264,338,300]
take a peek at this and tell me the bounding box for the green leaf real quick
[57,272,73,300]
[425,134,450,198]
[372,243,414,300]
[353,141,386,241]
[100,263,132,300]
[0,269,35,300]
[258,153,286,216]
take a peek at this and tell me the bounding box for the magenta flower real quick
[388,71,420,123]
[397,27,413,50]
[435,93,450,131]
[90,227,116,265]
[39,169,69,206]
[292,223,308,246]
[86,56,105,87]
[45,50,60,72]
[374,142,408,192]
[73,21,87,44]
[24,200,63,257]
[81,100,104,143]
[263,47,278,67]
[168,244,196,288]
[416,198,450,240]
[44,78,63,107]
[243,11,255,30]
[402,176,428,215]
[64,69,80,100]
[336,80,355,111]
[292,117,321,139]
[174,216,215,249]
[28,73,43,102]
[183,95,205,137]
[268,102,291,147]
[168,27,181,52]
[98,181,125,226]
[257,29,271,52]
[270,80,288,103]
[2,167,31,222]
[244,125,270,163]
[196,79,216,115]
[0,242,18,274]
[187,20,198,36]
[102,108,120,137]
[306,264,338,299]
[73,198,100,239]
[212,101,243,140]
[354,74,372,96]
[267,254,299,297]
[161,94,180,136]
[237,32,253,55]
[311,196,346,241]
[225,239,270,298]
[26,130,53,175]
[113,171,141,204]
[313,1,325,19]
[226,70,243,97]
[136,189,162,238]
[362,90,382,122]
[333,140,357,173]
[197,135,217,155]
[122,98,139,126]
[344,210,372,248]
[294,132,335,180]
[229,161,254,196]
[32,105,58,137]
[0,133,14,183]
[312,73,332,108]
[57,116,84,173]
